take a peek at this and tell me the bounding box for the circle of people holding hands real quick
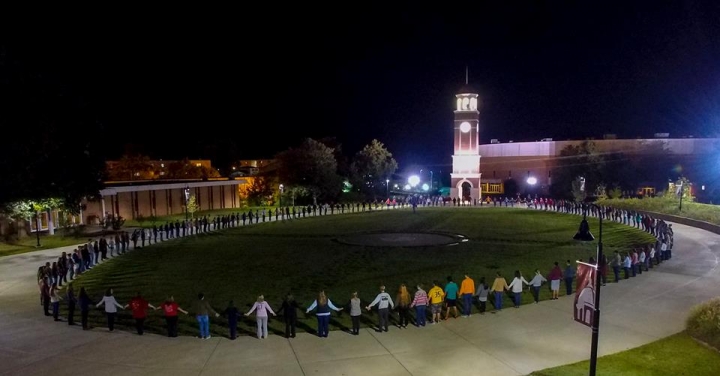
[35,199,675,339]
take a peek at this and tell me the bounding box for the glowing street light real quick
[526,177,537,185]
[386,179,390,197]
[404,184,411,190]
[279,184,284,209]
[408,175,420,187]
[422,183,429,191]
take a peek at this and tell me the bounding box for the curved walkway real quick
[1,212,719,376]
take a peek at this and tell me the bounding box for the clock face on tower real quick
[460,122,471,133]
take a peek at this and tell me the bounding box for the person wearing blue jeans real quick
[192,293,219,339]
[490,272,509,312]
[306,290,343,337]
[508,270,529,308]
[196,314,209,338]
[459,274,475,317]
[416,304,426,326]
[410,285,428,327]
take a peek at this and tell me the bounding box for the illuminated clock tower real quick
[450,85,481,202]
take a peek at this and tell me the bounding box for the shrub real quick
[686,298,720,351]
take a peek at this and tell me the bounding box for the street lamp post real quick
[386,179,389,198]
[574,204,603,376]
[279,184,284,219]
[430,171,434,191]
[183,186,190,221]
[678,181,684,211]
[34,212,41,247]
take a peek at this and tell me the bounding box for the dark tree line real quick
[0,46,105,211]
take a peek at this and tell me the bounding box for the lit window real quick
[196,163,201,167]
[160,163,164,168]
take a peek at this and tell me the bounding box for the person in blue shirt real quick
[443,276,459,320]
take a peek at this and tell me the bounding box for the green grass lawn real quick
[599,197,720,225]
[0,233,86,257]
[530,332,720,376]
[68,208,655,338]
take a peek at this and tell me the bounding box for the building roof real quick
[99,179,246,196]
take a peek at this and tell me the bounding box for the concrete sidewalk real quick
[1,214,719,376]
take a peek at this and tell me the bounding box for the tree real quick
[276,138,342,204]
[2,198,64,238]
[245,177,275,206]
[186,195,199,218]
[0,46,105,209]
[349,139,399,199]
[550,141,605,199]
[608,185,622,199]
[109,153,152,181]
[319,137,350,178]
[165,159,220,180]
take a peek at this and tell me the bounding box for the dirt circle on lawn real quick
[335,232,466,247]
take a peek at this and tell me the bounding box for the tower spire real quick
[465,65,468,85]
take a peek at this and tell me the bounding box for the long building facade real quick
[478,137,720,197]
[447,85,719,199]
[83,179,245,224]
[0,179,246,237]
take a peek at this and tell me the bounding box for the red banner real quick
[573,263,596,327]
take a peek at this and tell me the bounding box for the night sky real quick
[3,2,720,170]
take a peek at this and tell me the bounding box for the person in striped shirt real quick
[410,284,428,327]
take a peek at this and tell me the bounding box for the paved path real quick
[1,211,719,376]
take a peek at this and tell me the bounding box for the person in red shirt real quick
[124,292,157,335]
[157,295,188,337]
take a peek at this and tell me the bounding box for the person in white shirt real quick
[649,246,656,269]
[366,285,394,332]
[639,249,646,272]
[527,269,547,304]
[508,270,529,308]
[96,288,124,331]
